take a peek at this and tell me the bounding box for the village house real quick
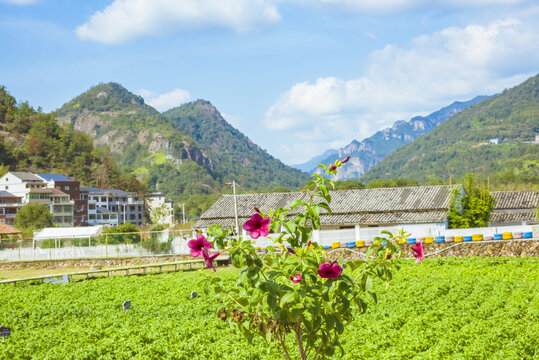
[146,192,175,226]
[0,190,23,226]
[37,174,89,226]
[83,187,144,226]
[490,190,539,226]
[196,185,462,242]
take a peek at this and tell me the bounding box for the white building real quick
[0,171,50,203]
[83,187,144,226]
[49,188,75,227]
[147,192,175,226]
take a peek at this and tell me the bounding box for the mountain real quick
[54,83,309,212]
[361,74,539,183]
[54,83,211,171]
[0,86,140,191]
[311,96,489,180]
[163,100,310,190]
[291,149,338,174]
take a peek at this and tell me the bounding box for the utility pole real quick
[182,203,186,224]
[232,180,239,235]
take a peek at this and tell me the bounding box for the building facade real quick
[49,188,75,227]
[0,191,23,225]
[83,188,144,226]
[38,174,89,226]
[147,192,174,226]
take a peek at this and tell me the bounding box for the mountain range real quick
[54,83,309,202]
[294,95,490,179]
[361,73,539,183]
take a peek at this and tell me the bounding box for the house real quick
[147,192,174,225]
[83,187,144,226]
[0,172,50,205]
[49,188,75,227]
[0,191,23,226]
[196,185,461,239]
[38,174,89,226]
[490,138,500,144]
[490,191,539,226]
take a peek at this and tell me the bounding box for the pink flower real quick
[202,248,221,272]
[286,247,296,255]
[410,241,425,264]
[342,156,350,163]
[386,253,392,260]
[243,213,271,239]
[318,261,343,279]
[329,165,337,171]
[188,234,212,258]
[290,273,302,284]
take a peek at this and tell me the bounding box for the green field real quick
[1,258,538,359]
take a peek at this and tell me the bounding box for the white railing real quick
[0,226,535,262]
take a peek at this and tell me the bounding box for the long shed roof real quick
[196,185,460,229]
[492,191,539,210]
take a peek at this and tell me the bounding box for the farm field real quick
[0,258,538,360]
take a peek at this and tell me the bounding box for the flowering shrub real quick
[196,158,412,360]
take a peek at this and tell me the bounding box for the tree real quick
[448,174,496,229]
[14,203,53,232]
[150,203,171,225]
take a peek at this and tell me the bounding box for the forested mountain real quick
[163,100,310,190]
[55,83,211,171]
[361,74,539,185]
[304,96,489,180]
[0,86,142,191]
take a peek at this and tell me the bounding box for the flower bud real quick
[342,156,350,163]
[329,165,337,171]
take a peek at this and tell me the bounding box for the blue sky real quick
[1,0,538,165]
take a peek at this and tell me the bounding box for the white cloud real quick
[267,18,539,163]
[139,88,191,112]
[76,0,281,44]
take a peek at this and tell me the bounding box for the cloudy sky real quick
[1,0,538,165]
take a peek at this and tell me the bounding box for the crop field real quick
[0,258,538,360]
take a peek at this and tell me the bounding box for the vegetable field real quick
[1,258,538,359]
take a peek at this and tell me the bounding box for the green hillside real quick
[164,100,310,190]
[54,83,210,171]
[361,74,539,185]
[0,86,141,191]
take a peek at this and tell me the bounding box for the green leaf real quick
[280,292,295,307]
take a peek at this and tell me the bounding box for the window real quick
[138,214,142,219]
[89,214,96,220]
[0,209,4,215]
[65,186,70,191]
[4,186,7,190]
[89,204,96,210]
[130,214,136,220]
[138,205,142,211]
[130,205,135,211]
[101,197,106,202]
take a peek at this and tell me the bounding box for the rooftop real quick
[492,191,539,210]
[8,172,43,181]
[0,190,19,198]
[37,174,74,182]
[81,187,132,196]
[196,185,461,228]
